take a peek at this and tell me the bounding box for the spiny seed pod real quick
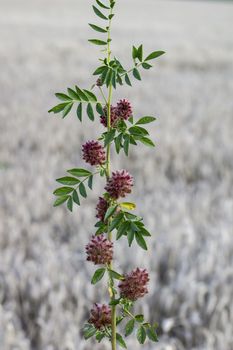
[118,268,149,301]
[100,105,119,127]
[96,197,108,222]
[105,170,133,199]
[86,234,113,265]
[116,99,132,120]
[88,303,112,330]
[82,140,106,166]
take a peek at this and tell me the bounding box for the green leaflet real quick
[104,205,118,221]
[79,183,87,198]
[53,195,69,207]
[125,319,135,336]
[96,0,110,9]
[92,5,108,20]
[89,23,107,33]
[67,168,91,177]
[56,177,80,185]
[87,103,95,121]
[133,68,141,81]
[91,268,106,284]
[136,116,156,125]
[72,190,80,206]
[53,187,73,196]
[67,196,73,212]
[76,103,82,121]
[116,333,127,348]
[55,93,72,101]
[145,50,165,61]
[137,326,146,344]
[88,39,107,46]
[83,324,97,340]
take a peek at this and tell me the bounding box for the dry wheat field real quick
[0,0,233,349]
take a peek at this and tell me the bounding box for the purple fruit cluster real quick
[105,170,134,199]
[89,303,112,330]
[86,234,113,265]
[100,99,133,127]
[82,140,106,166]
[119,268,149,301]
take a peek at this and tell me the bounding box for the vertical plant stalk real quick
[50,0,165,346]
[106,3,116,349]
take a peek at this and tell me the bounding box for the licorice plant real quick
[49,0,165,348]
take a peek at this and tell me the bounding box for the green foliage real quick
[89,23,107,33]
[100,116,156,156]
[137,326,146,344]
[96,0,110,10]
[92,5,108,20]
[56,177,80,185]
[88,39,108,45]
[145,50,165,61]
[108,210,151,250]
[83,324,97,339]
[49,85,100,121]
[53,168,95,211]
[91,268,106,284]
[116,333,127,348]
[108,269,123,280]
[135,314,144,323]
[133,68,141,81]
[96,331,106,342]
[146,326,159,342]
[104,204,118,221]
[68,168,91,177]
[125,319,135,336]
[135,116,156,125]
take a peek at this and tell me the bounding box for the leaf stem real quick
[74,171,99,191]
[120,62,143,78]
[124,309,135,320]
[98,86,108,104]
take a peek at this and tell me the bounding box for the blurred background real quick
[0,0,233,349]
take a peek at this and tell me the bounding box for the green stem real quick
[106,84,113,181]
[74,171,99,191]
[106,2,117,350]
[124,309,135,320]
[99,86,108,104]
[120,62,143,78]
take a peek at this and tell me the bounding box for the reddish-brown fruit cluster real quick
[88,303,111,330]
[96,197,108,222]
[118,268,149,301]
[82,140,106,166]
[86,234,113,265]
[100,106,119,127]
[100,99,133,127]
[116,99,132,120]
[105,169,133,199]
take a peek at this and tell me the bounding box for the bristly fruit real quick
[86,234,113,265]
[82,140,106,166]
[116,99,133,121]
[105,170,133,199]
[88,303,112,330]
[118,268,149,301]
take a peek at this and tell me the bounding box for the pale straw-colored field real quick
[0,0,233,349]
